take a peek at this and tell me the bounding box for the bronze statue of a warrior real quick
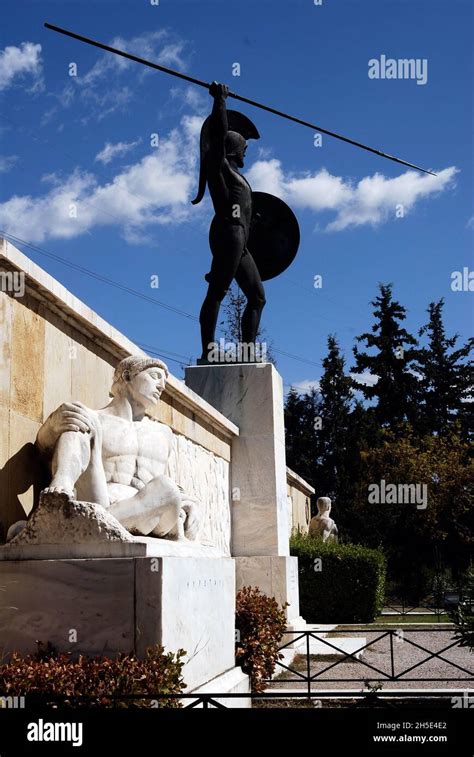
[192,81,300,363]
[44,25,434,364]
[192,82,264,362]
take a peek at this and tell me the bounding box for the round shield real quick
[247,192,300,281]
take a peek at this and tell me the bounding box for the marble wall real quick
[287,468,314,535]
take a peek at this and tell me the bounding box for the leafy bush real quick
[0,642,186,708]
[353,427,473,595]
[235,586,287,692]
[291,533,386,623]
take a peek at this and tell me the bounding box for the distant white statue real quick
[30,356,201,541]
[308,497,338,542]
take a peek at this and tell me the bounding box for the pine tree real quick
[414,299,473,437]
[352,283,418,427]
[318,335,353,498]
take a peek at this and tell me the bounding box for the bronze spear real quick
[44,22,437,176]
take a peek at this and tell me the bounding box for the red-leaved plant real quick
[235,586,288,692]
[0,642,186,708]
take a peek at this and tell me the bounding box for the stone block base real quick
[0,556,236,691]
[235,555,300,622]
[191,666,251,708]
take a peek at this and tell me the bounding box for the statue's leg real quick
[235,251,266,344]
[199,222,245,359]
[108,475,181,537]
[43,431,92,498]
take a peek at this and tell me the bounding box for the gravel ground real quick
[271,627,474,691]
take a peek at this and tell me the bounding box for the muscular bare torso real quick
[208,159,253,240]
[97,411,172,503]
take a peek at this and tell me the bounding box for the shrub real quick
[291,533,386,623]
[0,642,186,708]
[235,586,287,692]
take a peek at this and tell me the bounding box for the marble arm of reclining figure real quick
[175,484,201,541]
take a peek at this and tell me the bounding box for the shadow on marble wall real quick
[0,442,47,542]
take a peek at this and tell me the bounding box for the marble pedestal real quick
[235,555,301,624]
[186,364,302,627]
[0,555,247,697]
[186,363,289,557]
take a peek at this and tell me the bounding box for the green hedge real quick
[290,533,386,623]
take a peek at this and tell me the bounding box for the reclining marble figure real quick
[34,356,200,540]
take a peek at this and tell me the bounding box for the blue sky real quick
[1,0,472,391]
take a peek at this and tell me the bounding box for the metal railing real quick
[383,589,472,621]
[264,628,474,698]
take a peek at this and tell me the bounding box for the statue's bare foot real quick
[41,483,75,500]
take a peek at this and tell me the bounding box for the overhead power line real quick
[0,230,322,369]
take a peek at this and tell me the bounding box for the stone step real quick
[304,636,366,659]
[273,634,366,680]
[284,623,336,644]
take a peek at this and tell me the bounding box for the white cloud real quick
[121,226,155,246]
[79,86,133,125]
[40,107,57,127]
[181,114,204,139]
[41,84,77,126]
[0,110,458,247]
[245,160,458,231]
[0,155,18,173]
[95,139,142,165]
[170,85,207,114]
[293,373,379,396]
[245,159,285,198]
[156,42,187,69]
[41,30,188,126]
[467,215,474,230]
[80,30,171,86]
[0,42,43,92]
[0,116,201,244]
[292,379,321,395]
[350,371,379,387]
[257,146,274,160]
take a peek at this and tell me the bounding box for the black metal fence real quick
[383,588,472,621]
[264,628,474,698]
